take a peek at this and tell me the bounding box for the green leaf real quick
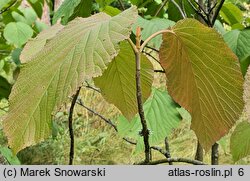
[94,41,153,120]
[52,0,93,25]
[0,76,11,100]
[3,22,33,48]
[213,20,226,35]
[34,21,48,33]
[0,146,21,165]
[117,88,181,146]
[224,29,250,76]
[144,1,164,17]
[130,0,143,6]
[21,7,38,25]
[230,121,250,162]
[159,19,244,150]
[11,11,27,23]
[102,5,121,16]
[168,0,197,21]
[0,0,12,10]
[96,0,115,8]
[133,16,175,49]
[27,0,44,18]
[3,7,137,153]
[177,107,191,122]
[220,3,243,25]
[11,48,22,66]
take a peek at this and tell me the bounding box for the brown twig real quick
[68,87,81,165]
[0,106,8,112]
[84,81,101,93]
[188,0,210,25]
[164,137,173,165]
[137,158,206,165]
[211,0,225,25]
[195,141,203,161]
[154,0,169,17]
[117,0,125,10]
[135,27,151,163]
[211,143,219,165]
[145,45,159,53]
[0,0,17,14]
[151,137,172,165]
[142,50,159,63]
[77,98,117,131]
[154,69,165,73]
[76,98,136,145]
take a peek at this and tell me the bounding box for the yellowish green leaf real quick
[230,121,250,162]
[94,41,153,119]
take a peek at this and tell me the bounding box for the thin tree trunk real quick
[195,141,203,161]
[211,143,219,165]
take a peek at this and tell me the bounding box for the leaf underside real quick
[94,41,153,120]
[160,19,244,150]
[244,66,250,121]
[3,7,137,153]
[20,24,64,63]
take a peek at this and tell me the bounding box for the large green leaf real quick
[159,19,244,150]
[3,7,137,153]
[224,29,250,76]
[94,41,153,120]
[52,0,93,25]
[133,16,175,49]
[230,121,250,162]
[220,3,243,25]
[3,22,33,48]
[117,88,181,146]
